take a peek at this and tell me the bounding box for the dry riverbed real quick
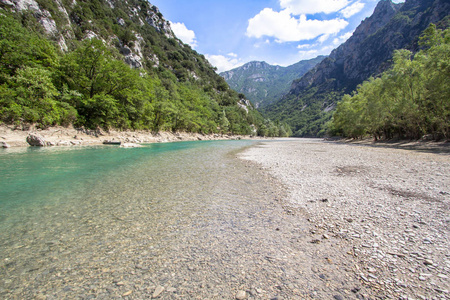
[240,138,450,299]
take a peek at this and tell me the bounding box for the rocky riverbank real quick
[240,138,450,299]
[0,125,257,148]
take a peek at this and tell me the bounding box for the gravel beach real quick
[240,138,450,299]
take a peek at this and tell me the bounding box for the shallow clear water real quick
[1,140,309,299]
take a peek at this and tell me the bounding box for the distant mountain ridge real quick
[220,56,325,108]
[263,0,450,137]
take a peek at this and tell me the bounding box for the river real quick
[0,140,312,299]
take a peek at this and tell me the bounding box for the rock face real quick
[288,0,403,95]
[0,0,175,65]
[220,57,325,108]
[26,134,46,146]
[264,0,450,136]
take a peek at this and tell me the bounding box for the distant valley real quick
[220,56,325,109]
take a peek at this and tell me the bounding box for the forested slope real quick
[0,0,278,135]
[263,0,450,137]
[330,25,449,140]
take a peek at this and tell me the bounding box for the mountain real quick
[0,0,266,135]
[220,56,325,109]
[263,0,450,137]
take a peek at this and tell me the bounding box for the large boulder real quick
[26,133,46,146]
[1,141,10,148]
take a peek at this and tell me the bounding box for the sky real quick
[150,0,405,73]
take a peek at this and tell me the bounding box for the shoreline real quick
[332,137,450,154]
[0,124,263,148]
[240,138,450,299]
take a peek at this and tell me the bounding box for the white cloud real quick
[246,8,348,43]
[205,54,244,73]
[318,34,330,43]
[333,31,353,45]
[280,0,351,15]
[340,1,365,18]
[227,52,238,57]
[297,44,312,49]
[297,50,320,60]
[170,21,197,48]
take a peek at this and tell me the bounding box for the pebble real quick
[424,259,434,266]
[236,290,247,299]
[122,290,132,297]
[152,286,164,298]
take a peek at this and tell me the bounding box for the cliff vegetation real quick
[330,24,449,140]
[0,0,289,136]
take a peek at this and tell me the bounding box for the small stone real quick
[310,239,321,244]
[122,290,132,297]
[333,295,344,300]
[437,274,448,279]
[116,281,125,286]
[1,141,10,148]
[153,286,164,298]
[345,218,354,223]
[322,234,329,239]
[236,290,247,299]
[424,259,433,266]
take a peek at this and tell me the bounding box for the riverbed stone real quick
[152,286,164,298]
[236,290,247,299]
[26,133,46,146]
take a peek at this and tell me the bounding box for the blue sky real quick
[150,0,404,72]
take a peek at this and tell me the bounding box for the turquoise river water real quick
[0,140,318,299]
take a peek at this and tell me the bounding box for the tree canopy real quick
[329,24,449,140]
[0,11,277,135]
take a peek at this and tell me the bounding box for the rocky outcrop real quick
[26,133,46,146]
[145,5,175,38]
[289,0,403,95]
[0,0,175,66]
[290,0,450,95]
